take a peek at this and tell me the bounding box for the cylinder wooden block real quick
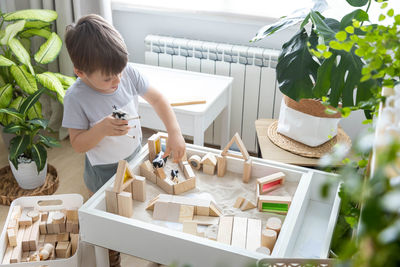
[261,229,277,250]
[189,155,201,170]
[266,217,282,234]
[256,246,271,255]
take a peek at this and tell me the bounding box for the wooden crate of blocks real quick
[1,195,81,264]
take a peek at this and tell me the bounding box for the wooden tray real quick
[0,164,59,205]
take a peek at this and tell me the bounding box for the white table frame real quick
[135,63,233,148]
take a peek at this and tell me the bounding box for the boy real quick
[63,14,185,266]
[63,14,185,194]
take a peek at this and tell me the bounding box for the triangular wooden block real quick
[209,202,222,217]
[113,160,135,193]
[221,133,250,161]
[240,199,256,211]
[234,197,245,208]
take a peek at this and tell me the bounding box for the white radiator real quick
[144,35,282,152]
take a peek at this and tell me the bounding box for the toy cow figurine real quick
[112,105,128,120]
[171,169,179,178]
[152,151,168,168]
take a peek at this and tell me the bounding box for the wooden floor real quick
[0,128,157,266]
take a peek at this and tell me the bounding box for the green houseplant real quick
[0,88,59,189]
[0,9,75,128]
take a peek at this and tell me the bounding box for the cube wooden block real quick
[203,164,216,175]
[56,241,71,258]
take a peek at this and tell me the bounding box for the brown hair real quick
[65,14,128,76]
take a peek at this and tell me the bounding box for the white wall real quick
[112,7,368,142]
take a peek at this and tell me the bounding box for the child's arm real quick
[69,116,131,153]
[142,86,186,162]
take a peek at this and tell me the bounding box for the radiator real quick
[144,35,282,152]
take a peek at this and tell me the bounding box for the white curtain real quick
[0,0,113,139]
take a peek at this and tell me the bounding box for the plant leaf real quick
[0,20,25,45]
[24,20,51,29]
[19,38,31,53]
[4,9,57,23]
[313,56,335,97]
[277,29,319,100]
[53,73,76,87]
[28,118,48,129]
[252,17,304,42]
[0,84,13,108]
[31,143,47,173]
[19,87,45,116]
[10,65,38,94]
[9,135,30,162]
[34,32,62,64]
[345,0,369,7]
[39,134,60,148]
[19,28,51,39]
[3,123,27,134]
[0,55,16,67]
[37,72,64,104]
[340,9,369,29]
[0,108,23,121]
[27,101,42,120]
[310,10,336,41]
[8,38,35,75]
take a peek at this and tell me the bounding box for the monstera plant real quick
[252,0,379,118]
[0,9,75,189]
[0,9,75,127]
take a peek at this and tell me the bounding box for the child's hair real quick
[65,14,128,76]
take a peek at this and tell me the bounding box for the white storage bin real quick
[0,194,83,267]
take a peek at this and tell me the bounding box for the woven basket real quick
[284,95,341,118]
[0,164,59,206]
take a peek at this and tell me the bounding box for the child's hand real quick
[98,115,131,136]
[164,132,186,163]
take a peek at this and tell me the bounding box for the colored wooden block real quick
[266,217,282,234]
[56,241,71,258]
[132,175,146,202]
[105,186,119,214]
[155,167,166,179]
[178,205,195,223]
[117,191,133,218]
[231,217,248,249]
[140,160,157,184]
[258,195,292,214]
[28,219,40,251]
[261,229,277,251]
[257,172,285,194]
[188,155,201,170]
[216,155,227,177]
[217,216,234,245]
[242,159,252,183]
[246,219,261,251]
[182,221,198,236]
[113,160,135,193]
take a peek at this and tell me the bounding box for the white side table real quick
[134,63,233,148]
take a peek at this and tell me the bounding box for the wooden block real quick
[148,134,161,161]
[105,186,119,214]
[10,227,24,263]
[234,197,245,208]
[132,175,146,202]
[196,206,209,216]
[66,220,73,233]
[188,155,201,170]
[7,219,18,232]
[209,202,222,217]
[231,217,248,249]
[178,205,195,223]
[155,167,166,179]
[256,246,271,255]
[246,219,261,251]
[266,217,282,234]
[258,195,292,214]
[27,210,40,222]
[166,202,182,222]
[203,164,216,175]
[71,221,79,234]
[7,228,17,247]
[178,160,188,170]
[174,177,196,195]
[217,155,227,177]
[28,219,40,251]
[242,159,252,183]
[182,221,198,236]
[66,209,78,221]
[192,216,219,226]
[240,199,256,211]
[221,133,250,161]
[70,233,79,256]
[57,232,70,242]
[2,246,13,264]
[113,160,135,193]
[56,241,71,258]
[257,172,285,194]
[140,160,157,184]
[156,175,174,194]
[40,212,48,222]
[46,212,54,234]
[39,234,45,243]
[52,211,65,224]
[19,213,32,227]
[44,234,58,244]
[261,229,277,251]
[22,224,32,252]
[53,219,61,234]
[217,216,234,244]
[117,191,133,218]
[183,164,195,179]
[21,251,29,262]
[153,201,169,221]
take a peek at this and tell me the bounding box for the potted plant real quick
[0,87,60,189]
[0,9,76,144]
[252,0,379,149]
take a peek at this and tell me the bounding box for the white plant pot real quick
[9,159,47,189]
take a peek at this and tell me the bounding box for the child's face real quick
[77,69,122,94]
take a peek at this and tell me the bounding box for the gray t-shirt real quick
[62,63,149,166]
